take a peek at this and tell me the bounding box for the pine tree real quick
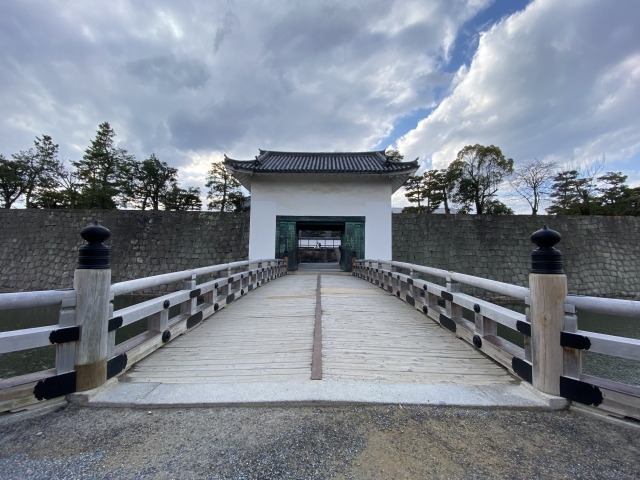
[120,154,179,210]
[73,122,132,209]
[205,162,246,212]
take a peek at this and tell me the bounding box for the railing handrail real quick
[362,259,640,317]
[110,258,279,296]
[566,295,640,318]
[0,289,76,311]
[0,259,281,310]
[364,259,529,300]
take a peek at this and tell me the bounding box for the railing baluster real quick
[56,296,77,375]
[107,295,115,359]
[182,273,197,316]
[562,303,581,379]
[446,276,462,323]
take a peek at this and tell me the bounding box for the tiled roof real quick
[224,150,418,174]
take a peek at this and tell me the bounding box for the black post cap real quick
[530,225,563,274]
[283,250,288,257]
[78,221,111,269]
[351,251,357,258]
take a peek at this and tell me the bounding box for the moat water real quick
[1,295,638,387]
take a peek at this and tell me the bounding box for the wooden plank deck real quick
[125,274,514,386]
[321,275,512,385]
[125,275,317,383]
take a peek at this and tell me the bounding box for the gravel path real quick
[0,404,638,479]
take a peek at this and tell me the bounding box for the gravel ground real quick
[0,404,638,479]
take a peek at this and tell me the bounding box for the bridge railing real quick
[0,221,286,412]
[354,227,639,421]
[354,259,533,383]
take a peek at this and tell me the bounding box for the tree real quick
[72,122,132,209]
[509,158,557,215]
[28,135,63,208]
[403,174,428,210]
[547,159,604,215]
[385,149,404,162]
[452,144,514,214]
[0,155,27,209]
[422,170,445,213]
[205,162,245,212]
[547,170,580,215]
[163,186,202,211]
[597,172,630,216]
[436,163,462,214]
[484,199,514,215]
[120,154,179,210]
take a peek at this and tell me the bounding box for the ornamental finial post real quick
[528,224,567,397]
[78,221,111,269]
[530,224,563,274]
[73,221,112,392]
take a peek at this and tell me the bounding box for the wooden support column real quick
[182,273,197,316]
[529,225,566,396]
[446,276,462,322]
[74,222,112,392]
[56,296,77,375]
[410,268,419,303]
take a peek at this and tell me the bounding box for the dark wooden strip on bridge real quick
[311,274,322,380]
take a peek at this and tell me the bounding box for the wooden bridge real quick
[1,223,639,419]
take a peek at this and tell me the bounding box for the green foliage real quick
[452,144,514,214]
[403,175,427,208]
[205,162,246,212]
[385,149,404,162]
[163,185,202,211]
[1,123,208,211]
[484,199,514,215]
[597,172,632,216]
[401,205,427,213]
[434,164,462,214]
[403,171,443,214]
[548,165,639,216]
[0,154,28,209]
[120,154,180,210]
[72,122,133,209]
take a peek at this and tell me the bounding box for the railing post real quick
[56,296,77,375]
[182,273,197,316]
[562,303,581,379]
[446,274,462,322]
[410,268,419,301]
[529,225,567,396]
[73,221,111,392]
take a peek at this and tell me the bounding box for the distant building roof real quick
[225,150,418,192]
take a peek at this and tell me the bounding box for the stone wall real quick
[0,210,250,293]
[1,210,638,298]
[392,214,640,299]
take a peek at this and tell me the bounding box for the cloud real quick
[397,0,640,172]
[125,55,210,91]
[4,0,638,209]
[0,0,491,182]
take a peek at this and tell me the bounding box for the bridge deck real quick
[124,275,512,385]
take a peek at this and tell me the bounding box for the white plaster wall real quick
[249,174,392,260]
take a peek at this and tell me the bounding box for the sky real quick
[1,0,639,211]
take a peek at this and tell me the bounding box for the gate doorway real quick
[275,216,365,272]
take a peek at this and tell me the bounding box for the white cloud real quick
[0,0,491,198]
[397,0,640,172]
